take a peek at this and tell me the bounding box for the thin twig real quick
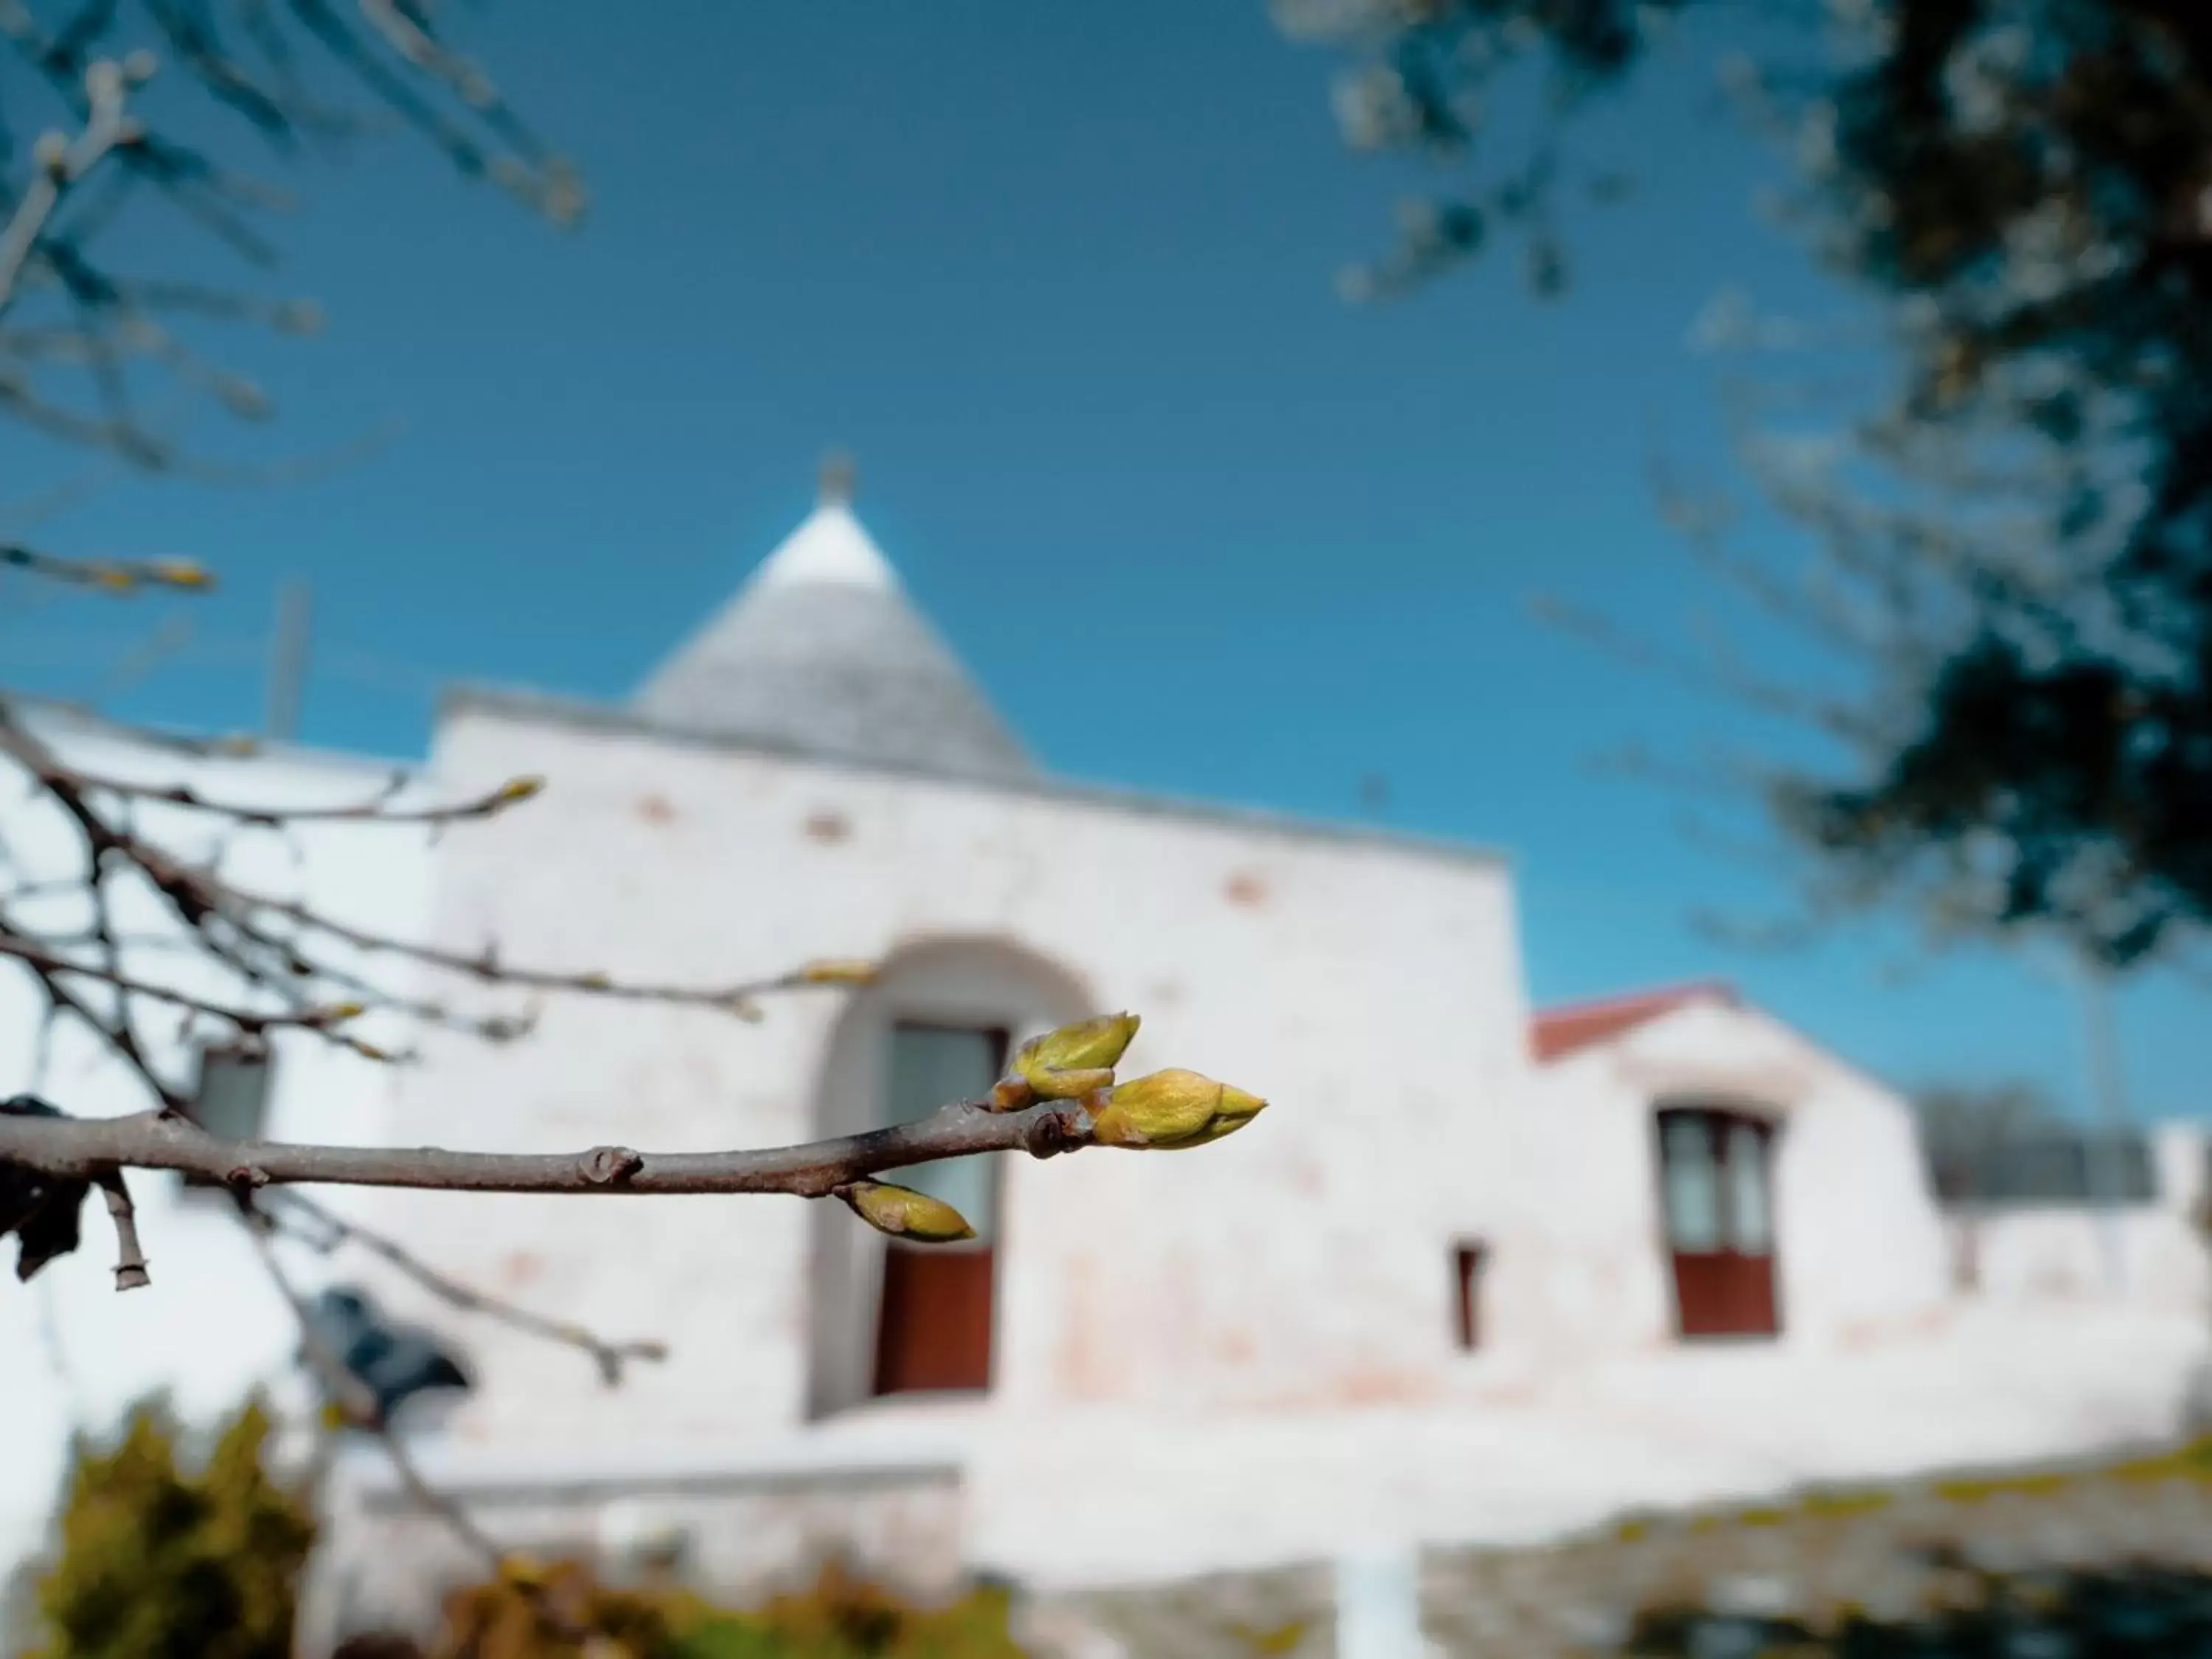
[93,1166,147,1288]
[63,766,549,827]
[246,1212,510,1571]
[266,1189,667,1385]
[0,926,372,1037]
[0,53,139,318]
[1,543,212,591]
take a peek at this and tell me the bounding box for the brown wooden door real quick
[873,1244,995,1394]
[1658,1108,1779,1338]
[870,1023,1007,1397]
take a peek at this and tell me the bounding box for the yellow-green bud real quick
[840,1180,975,1242]
[988,1076,1036,1113]
[1089,1068,1267,1150]
[1011,1012,1140,1099]
[800,958,878,987]
[149,558,213,590]
[498,1554,548,1590]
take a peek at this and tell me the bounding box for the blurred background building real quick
[4,466,2203,1646]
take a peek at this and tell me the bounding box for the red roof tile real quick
[1530,980,1739,1063]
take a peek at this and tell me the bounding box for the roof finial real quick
[818,450,856,508]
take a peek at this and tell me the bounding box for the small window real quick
[1660,1116,1725,1251]
[1451,1242,1486,1352]
[883,1023,1006,1242]
[1724,1120,1773,1253]
[182,1041,272,1188]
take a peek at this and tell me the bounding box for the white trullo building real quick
[1,467,2205,1644]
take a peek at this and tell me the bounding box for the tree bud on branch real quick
[838,1180,975,1243]
[799,959,878,987]
[1010,1012,1141,1100]
[1088,1068,1267,1150]
[147,558,212,589]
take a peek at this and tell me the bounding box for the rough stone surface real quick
[298,1461,965,1652]
[631,500,1033,782]
[1032,1443,2212,1658]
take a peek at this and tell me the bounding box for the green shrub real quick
[21,1397,316,1659]
[669,1559,1026,1659]
[419,1557,1026,1659]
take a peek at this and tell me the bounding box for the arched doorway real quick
[1655,1104,1781,1339]
[805,938,1094,1417]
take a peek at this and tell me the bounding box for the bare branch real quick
[0,1093,1099,1200]
[0,695,875,1125]
[0,0,580,481]
[56,765,548,829]
[12,924,192,1112]
[0,925,375,1040]
[3,541,212,591]
[264,1189,666,1385]
[0,49,142,319]
[93,1166,147,1288]
[243,1209,536,1604]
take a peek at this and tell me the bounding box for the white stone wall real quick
[0,712,437,1582]
[358,695,1533,1470]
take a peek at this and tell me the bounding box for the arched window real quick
[1655,1105,1780,1339]
[805,939,1093,1417]
[871,1020,1009,1396]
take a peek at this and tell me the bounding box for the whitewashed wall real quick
[0,710,437,1585]
[359,693,1532,1458]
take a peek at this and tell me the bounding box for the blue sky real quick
[1,1,2200,1119]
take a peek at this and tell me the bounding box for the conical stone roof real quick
[632,461,1031,782]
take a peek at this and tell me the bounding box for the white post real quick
[1335,1543,1424,1659]
[2076,960,2131,1298]
[265,579,313,742]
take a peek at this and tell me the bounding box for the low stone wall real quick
[1020,1565,1337,1659]
[300,1457,965,1652]
[1030,1439,2212,1658]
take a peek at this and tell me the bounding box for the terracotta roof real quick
[1530,980,1739,1063]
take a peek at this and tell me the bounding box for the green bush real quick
[417,1557,1027,1659]
[17,1395,1020,1659]
[668,1559,1026,1659]
[20,1397,316,1659]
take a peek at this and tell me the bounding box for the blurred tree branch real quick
[1283,0,2212,971]
[260,1187,667,1386]
[0,0,580,481]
